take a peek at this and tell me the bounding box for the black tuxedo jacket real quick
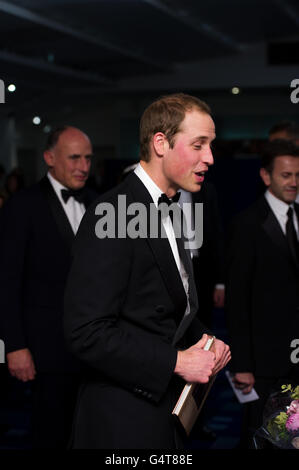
[226,196,299,379]
[0,176,97,373]
[63,172,210,448]
[191,182,225,306]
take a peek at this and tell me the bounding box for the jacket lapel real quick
[40,176,75,247]
[127,173,188,323]
[82,187,97,209]
[261,196,299,271]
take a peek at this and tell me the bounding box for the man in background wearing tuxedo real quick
[181,182,225,329]
[0,126,96,448]
[269,121,299,146]
[179,182,225,441]
[268,120,299,203]
[64,93,231,449]
[226,140,299,447]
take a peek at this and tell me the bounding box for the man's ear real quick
[152,132,168,157]
[260,167,271,187]
[43,150,54,168]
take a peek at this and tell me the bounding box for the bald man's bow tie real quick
[61,188,85,204]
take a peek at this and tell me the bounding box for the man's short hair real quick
[269,121,299,141]
[261,139,299,173]
[139,93,211,162]
[45,126,70,151]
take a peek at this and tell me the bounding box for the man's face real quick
[44,128,92,190]
[160,110,215,194]
[260,156,299,203]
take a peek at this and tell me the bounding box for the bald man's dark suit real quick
[0,176,97,447]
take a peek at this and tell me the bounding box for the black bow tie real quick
[158,192,180,206]
[61,188,85,204]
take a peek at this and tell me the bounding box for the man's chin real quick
[188,183,203,193]
[71,180,86,190]
[283,194,297,203]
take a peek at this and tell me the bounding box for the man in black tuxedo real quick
[0,126,96,448]
[226,140,299,447]
[64,93,231,449]
[191,182,225,327]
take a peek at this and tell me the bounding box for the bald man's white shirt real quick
[47,172,85,234]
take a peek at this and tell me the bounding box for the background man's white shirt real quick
[47,171,85,234]
[265,189,299,239]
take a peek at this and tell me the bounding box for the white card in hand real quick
[225,371,259,404]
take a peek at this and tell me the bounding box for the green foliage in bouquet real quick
[266,411,289,441]
[266,385,299,442]
[281,384,299,400]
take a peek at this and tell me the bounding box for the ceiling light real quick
[8,84,16,92]
[33,116,41,125]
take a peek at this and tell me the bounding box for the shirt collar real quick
[265,189,294,217]
[134,163,164,207]
[47,171,68,192]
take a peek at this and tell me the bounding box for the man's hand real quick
[213,287,225,308]
[174,334,216,383]
[212,337,231,375]
[7,348,36,382]
[233,372,255,394]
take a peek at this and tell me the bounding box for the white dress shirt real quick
[47,172,85,234]
[134,164,190,315]
[265,189,299,239]
[178,189,198,259]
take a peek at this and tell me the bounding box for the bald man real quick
[0,126,97,448]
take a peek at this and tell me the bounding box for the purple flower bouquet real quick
[254,384,299,449]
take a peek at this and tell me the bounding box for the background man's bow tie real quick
[61,188,85,204]
[158,192,180,206]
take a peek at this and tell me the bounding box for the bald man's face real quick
[44,128,93,190]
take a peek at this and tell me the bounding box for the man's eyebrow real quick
[191,135,216,143]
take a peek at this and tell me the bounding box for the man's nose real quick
[79,157,90,173]
[203,147,214,166]
[290,175,298,186]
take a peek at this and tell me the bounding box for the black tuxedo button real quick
[155,305,165,313]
